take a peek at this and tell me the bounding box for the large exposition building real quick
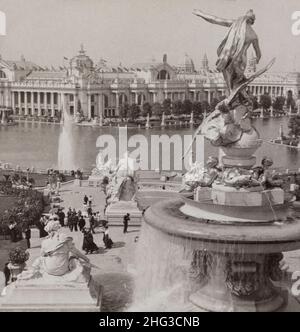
[0,46,299,120]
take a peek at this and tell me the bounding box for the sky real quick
[0,0,300,71]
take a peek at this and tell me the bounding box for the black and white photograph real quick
[0,0,300,317]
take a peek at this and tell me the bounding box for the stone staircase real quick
[105,201,143,226]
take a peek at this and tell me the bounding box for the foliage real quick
[128,104,141,120]
[273,96,286,111]
[141,102,152,117]
[172,100,182,115]
[162,99,172,115]
[259,94,272,110]
[152,102,163,117]
[182,99,193,115]
[9,247,29,265]
[119,102,130,119]
[250,95,259,110]
[286,93,296,111]
[0,182,45,235]
[192,102,202,117]
[201,100,210,113]
[288,115,300,137]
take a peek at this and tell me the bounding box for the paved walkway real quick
[58,182,107,218]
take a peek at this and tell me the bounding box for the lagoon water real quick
[0,118,298,172]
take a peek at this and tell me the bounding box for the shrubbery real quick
[0,181,45,236]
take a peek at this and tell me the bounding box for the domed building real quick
[70,44,94,76]
[177,54,196,74]
[0,47,299,121]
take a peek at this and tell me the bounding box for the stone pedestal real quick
[0,278,101,312]
[106,201,142,226]
[211,184,284,207]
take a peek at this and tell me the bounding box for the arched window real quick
[157,70,170,80]
[0,70,6,79]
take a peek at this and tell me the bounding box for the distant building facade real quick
[0,46,299,120]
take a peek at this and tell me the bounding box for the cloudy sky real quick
[0,0,299,71]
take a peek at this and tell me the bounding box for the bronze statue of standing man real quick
[193,9,262,96]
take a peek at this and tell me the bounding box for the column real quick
[51,92,55,117]
[115,92,119,111]
[57,93,61,119]
[24,92,28,116]
[44,92,47,116]
[31,92,34,116]
[18,92,21,115]
[135,92,138,104]
[207,90,211,104]
[153,92,156,103]
[61,93,65,114]
[98,93,103,118]
[5,90,9,107]
[141,93,144,107]
[74,94,78,116]
[87,93,91,119]
[11,92,16,114]
[37,92,41,116]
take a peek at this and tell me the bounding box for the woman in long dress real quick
[82,228,99,254]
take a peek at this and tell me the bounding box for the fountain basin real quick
[144,199,300,254]
[144,199,300,311]
[182,192,288,224]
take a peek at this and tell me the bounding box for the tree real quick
[273,96,286,111]
[152,102,163,117]
[192,102,202,117]
[142,102,152,117]
[210,98,220,111]
[287,90,296,111]
[172,100,183,115]
[259,93,272,111]
[201,100,210,113]
[182,99,193,115]
[250,95,259,110]
[288,115,300,137]
[128,104,141,120]
[119,102,130,119]
[162,99,172,115]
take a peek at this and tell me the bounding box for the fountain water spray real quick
[57,107,77,171]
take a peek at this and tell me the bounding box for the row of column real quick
[248,85,285,96]
[13,91,60,117]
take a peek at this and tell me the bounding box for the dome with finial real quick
[70,44,94,71]
[177,54,195,73]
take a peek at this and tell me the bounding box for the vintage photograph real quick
[0,0,300,314]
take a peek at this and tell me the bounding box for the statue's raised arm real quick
[193,9,234,27]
